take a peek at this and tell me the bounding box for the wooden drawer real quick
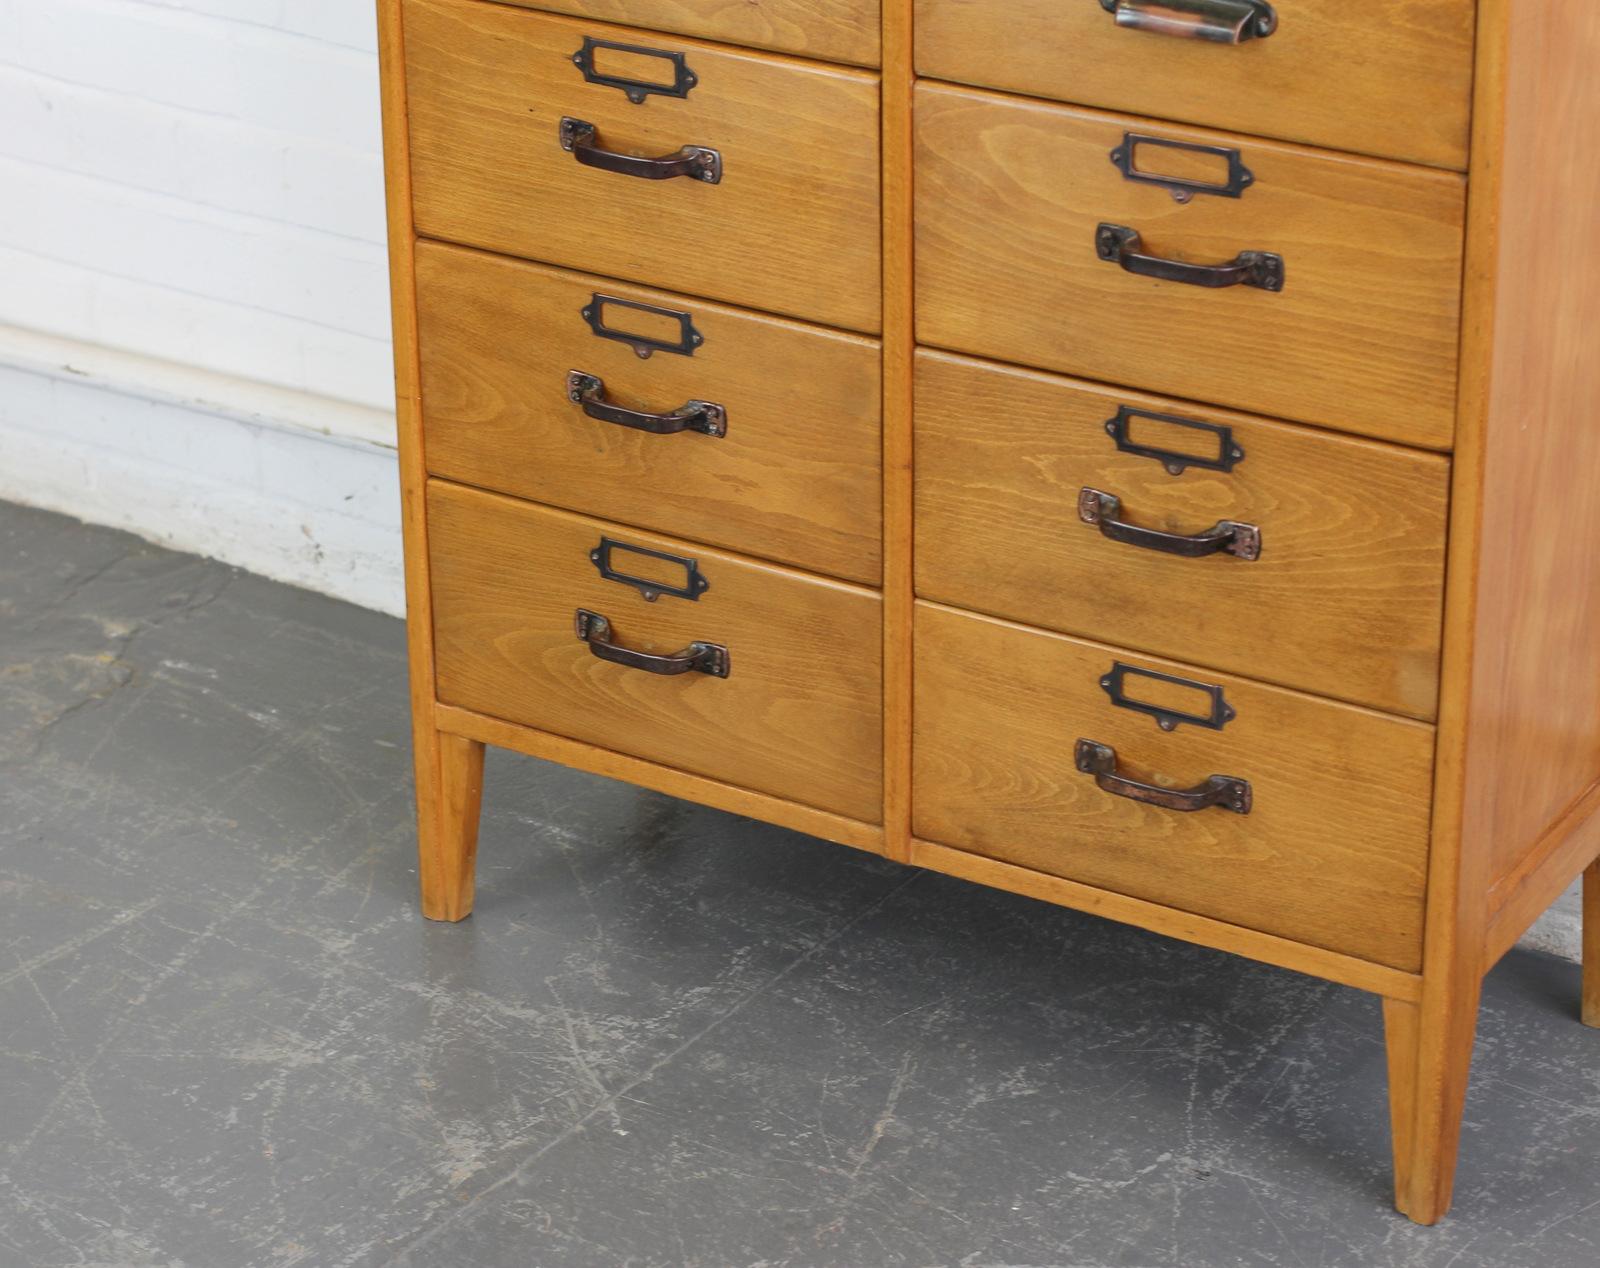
[915,351,1448,719]
[404,0,881,332]
[915,0,1474,171]
[915,84,1465,448]
[913,602,1433,970]
[481,0,880,67]
[416,243,882,585]
[428,482,884,822]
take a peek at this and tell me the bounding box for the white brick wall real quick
[0,0,404,610]
[0,0,393,408]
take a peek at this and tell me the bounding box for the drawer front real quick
[915,351,1448,719]
[416,243,882,585]
[405,0,881,332]
[482,0,880,67]
[428,482,884,822]
[914,603,1432,970]
[915,84,1465,448]
[915,0,1474,170]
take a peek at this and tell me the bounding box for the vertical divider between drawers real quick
[881,0,916,862]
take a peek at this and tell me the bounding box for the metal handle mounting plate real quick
[1079,488,1262,561]
[559,117,722,184]
[1076,739,1252,814]
[1098,0,1278,43]
[567,371,727,438]
[575,609,729,677]
[1096,224,1285,292]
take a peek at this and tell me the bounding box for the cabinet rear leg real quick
[417,729,485,922]
[1382,997,1419,1215]
[1584,859,1600,1028]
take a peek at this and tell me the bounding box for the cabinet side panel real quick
[377,0,446,832]
[1466,0,1600,901]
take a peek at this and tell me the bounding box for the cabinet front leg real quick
[1584,859,1600,1028]
[418,729,485,922]
[1397,973,1483,1225]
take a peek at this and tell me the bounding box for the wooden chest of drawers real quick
[377,0,1600,1225]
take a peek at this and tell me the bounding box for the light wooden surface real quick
[1482,781,1600,971]
[422,732,484,921]
[911,839,1424,1002]
[404,0,882,332]
[415,243,882,583]
[428,481,884,822]
[879,0,913,864]
[1456,0,1600,903]
[1404,0,1600,1225]
[915,350,1449,719]
[1383,998,1421,1211]
[378,0,467,923]
[436,702,886,854]
[914,0,1474,170]
[914,83,1466,448]
[484,0,881,66]
[380,0,1600,1225]
[913,602,1435,970]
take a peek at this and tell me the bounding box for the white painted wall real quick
[0,0,404,613]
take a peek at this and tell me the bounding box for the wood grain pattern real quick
[879,0,913,863]
[378,0,475,919]
[915,350,1449,719]
[435,702,886,854]
[482,0,880,66]
[415,243,882,583]
[913,602,1435,970]
[915,83,1466,447]
[428,481,884,821]
[1458,0,1600,904]
[1406,0,1600,1225]
[422,732,485,921]
[915,0,1474,170]
[911,839,1424,1001]
[1481,779,1600,971]
[404,0,881,332]
[1384,997,1421,1211]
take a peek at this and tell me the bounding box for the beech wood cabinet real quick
[377,0,1600,1224]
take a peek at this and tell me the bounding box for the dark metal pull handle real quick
[1075,740,1252,814]
[1096,224,1284,292]
[1079,488,1262,560]
[567,371,727,437]
[1098,0,1277,43]
[575,610,729,677]
[559,117,722,184]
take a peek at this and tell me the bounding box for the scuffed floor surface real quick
[0,499,1596,1268]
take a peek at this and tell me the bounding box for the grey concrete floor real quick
[0,499,1596,1268]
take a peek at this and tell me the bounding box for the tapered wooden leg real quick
[1382,997,1420,1214]
[1397,973,1483,1225]
[418,730,485,922]
[1583,859,1600,1028]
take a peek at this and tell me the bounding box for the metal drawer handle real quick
[559,117,722,184]
[575,610,729,677]
[1075,740,1252,814]
[1098,0,1277,43]
[567,371,727,437]
[1096,224,1285,292]
[1078,488,1262,560]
